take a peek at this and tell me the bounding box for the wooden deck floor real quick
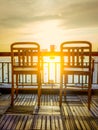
[0,94,98,130]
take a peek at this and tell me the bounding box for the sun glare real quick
[33,20,64,48]
[43,56,60,83]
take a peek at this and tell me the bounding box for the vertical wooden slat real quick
[72,48,74,67]
[2,63,4,83]
[68,48,70,66]
[77,49,79,66]
[18,49,21,66]
[7,63,9,83]
[81,48,83,67]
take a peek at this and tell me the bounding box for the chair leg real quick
[88,75,92,109]
[59,83,62,107]
[11,75,14,106]
[64,74,67,100]
[38,73,42,107]
[38,85,41,107]
[59,89,62,107]
[16,88,18,98]
[88,87,92,110]
[11,87,14,106]
[38,73,41,107]
[15,74,18,98]
[59,73,63,107]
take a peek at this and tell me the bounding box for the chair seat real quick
[63,68,91,75]
[13,67,38,74]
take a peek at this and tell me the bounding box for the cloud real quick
[58,0,98,29]
[0,0,98,29]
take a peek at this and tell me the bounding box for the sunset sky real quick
[0,0,98,51]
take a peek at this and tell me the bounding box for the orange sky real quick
[0,0,98,51]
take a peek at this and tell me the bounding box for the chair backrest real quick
[60,41,92,72]
[11,42,40,72]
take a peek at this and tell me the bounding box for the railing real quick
[0,52,98,88]
[0,54,11,84]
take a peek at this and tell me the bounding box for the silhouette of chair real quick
[11,42,41,106]
[60,41,94,109]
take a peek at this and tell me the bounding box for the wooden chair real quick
[11,42,41,106]
[60,41,94,109]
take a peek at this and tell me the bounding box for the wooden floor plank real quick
[15,115,24,130]
[70,106,82,130]
[46,116,49,130]
[36,115,42,129]
[0,114,10,129]
[19,115,28,130]
[10,115,21,130]
[24,116,33,130]
[41,115,46,130]
[7,115,16,130]
[51,115,56,130]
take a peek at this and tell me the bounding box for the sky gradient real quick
[0,0,98,51]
